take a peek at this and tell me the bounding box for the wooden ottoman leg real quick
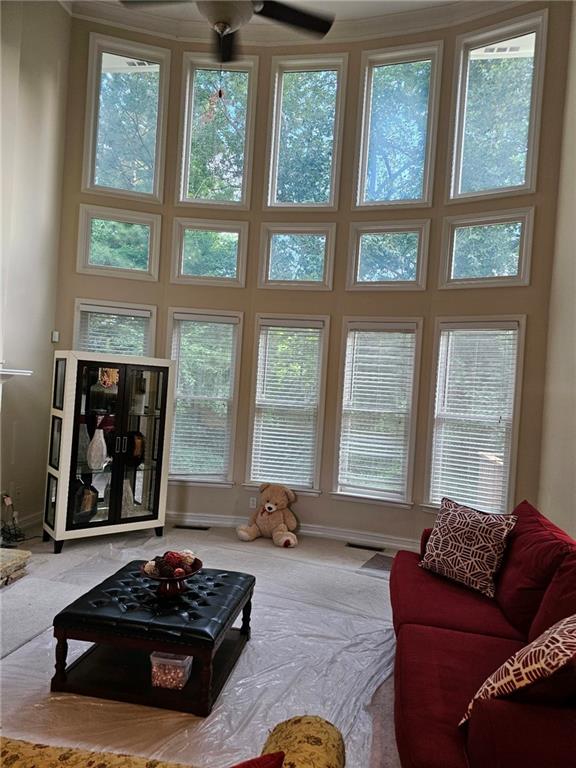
[51,634,68,689]
[197,655,214,716]
[241,597,252,639]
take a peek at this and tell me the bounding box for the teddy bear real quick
[236,483,299,548]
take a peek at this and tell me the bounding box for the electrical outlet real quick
[249,496,257,509]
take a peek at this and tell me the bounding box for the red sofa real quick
[390,500,576,768]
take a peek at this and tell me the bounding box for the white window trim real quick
[448,10,548,202]
[353,42,443,210]
[332,316,423,504]
[82,33,170,203]
[245,313,330,492]
[177,54,258,210]
[259,223,336,290]
[76,204,161,281]
[171,218,248,287]
[423,315,526,513]
[264,55,348,211]
[73,298,157,355]
[166,307,243,485]
[347,220,430,291]
[439,208,534,289]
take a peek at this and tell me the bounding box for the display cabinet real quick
[44,351,175,553]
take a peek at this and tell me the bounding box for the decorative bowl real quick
[141,558,203,598]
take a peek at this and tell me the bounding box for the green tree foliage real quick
[89,218,150,271]
[95,56,160,193]
[181,229,239,278]
[187,69,249,202]
[365,60,431,202]
[452,222,521,279]
[358,232,419,282]
[275,70,338,204]
[269,233,326,281]
[460,41,535,193]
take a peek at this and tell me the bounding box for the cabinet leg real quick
[53,540,64,554]
[42,530,50,542]
[155,526,164,537]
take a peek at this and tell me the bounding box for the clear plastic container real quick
[150,652,193,690]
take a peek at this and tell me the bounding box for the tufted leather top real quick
[53,561,255,644]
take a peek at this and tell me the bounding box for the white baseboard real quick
[167,510,419,553]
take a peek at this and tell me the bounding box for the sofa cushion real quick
[420,498,517,598]
[262,716,345,768]
[391,550,524,641]
[394,624,524,768]
[496,500,576,635]
[466,698,576,768]
[529,550,576,640]
[461,613,576,723]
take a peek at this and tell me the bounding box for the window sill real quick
[419,503,440,514]
[242,483,322,497]
[169,478,235,489]
[331,492,413,509]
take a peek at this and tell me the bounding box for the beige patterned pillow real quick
[461,613,576,724]
[419,497,517,597]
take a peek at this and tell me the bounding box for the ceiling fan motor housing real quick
[196,1,255,34]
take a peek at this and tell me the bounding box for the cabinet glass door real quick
[68,363,123,528]
[117,366,167,521]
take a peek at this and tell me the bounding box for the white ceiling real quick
[69,1,518,44]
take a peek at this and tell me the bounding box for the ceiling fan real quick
[120,1,334,62]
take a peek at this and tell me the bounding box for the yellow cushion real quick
[261,715,345,768]
[0,737,196,768]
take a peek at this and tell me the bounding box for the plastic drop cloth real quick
[0,534,396,768]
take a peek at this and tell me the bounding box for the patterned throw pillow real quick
[420,497,517,597]
[460,613,576,724]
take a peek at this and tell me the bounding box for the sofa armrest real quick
[419,528,433,558]
[467,698,576,768]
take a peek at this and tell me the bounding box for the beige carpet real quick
[0,526,400,768]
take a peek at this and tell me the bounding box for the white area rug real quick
[0,527,397,768]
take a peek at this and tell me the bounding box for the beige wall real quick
[1,1,71,523]
[539,9,576,536]
[54,2,571,545]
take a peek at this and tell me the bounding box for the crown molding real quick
[70,1,523,46]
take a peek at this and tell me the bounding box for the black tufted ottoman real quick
[50,561,255,715]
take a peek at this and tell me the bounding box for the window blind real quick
[250,321,325,489]
[429,325,519,513]
[170,315,239,482]
[77,306,152,356]
[337,326,417,501]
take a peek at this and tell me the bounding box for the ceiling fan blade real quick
[255,1,333,36]
[213,29,237,63]
[119,1,191,9]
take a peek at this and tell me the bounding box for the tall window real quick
[452,14,546,198]
[268,57,346,207]
[181,57,257,205]
[428,321,523,513]
[170,311,241,482]
[357,45,442,206]
[74,301,155,356]
[336,321,421,502]
[249,317,328,490]
[84,35,170,200]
